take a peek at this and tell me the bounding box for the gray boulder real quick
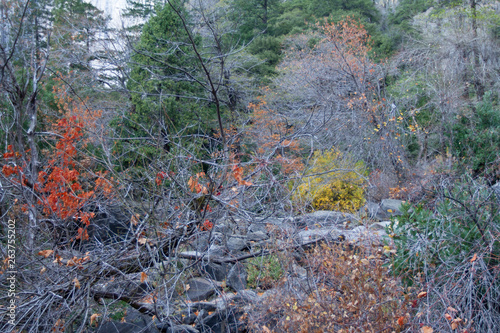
[227,262,247,292]
[186,278,216,302]
[380,199,404,217]
[294,211,359,228]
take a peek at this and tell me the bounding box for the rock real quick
[166,325,200,333]
[198,262,228,281]
[370,221,392,231]
[247,222,268,234]
[343,226,387,246]
[246,230,268,241]
[363,202,383,221]
[195,309,245,333]
[296,228,343,246]
[380,199,404,217]
[93,272,154,300]
[96,320,159,333]
[189,301,218,312]
[186,278,216,301]
[233,290,260,304]
[294,211,359,228]
[227,262,247,292]
[226,236,248,252]
[87,205,132,244]
[207,245,226,257]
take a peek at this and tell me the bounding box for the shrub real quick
[293,149,367,213]
[246,254,284,290]
[451,92,500,179]
[388,174,500,331]
[249,243,411,332]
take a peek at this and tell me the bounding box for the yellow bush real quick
[294,149,366,213]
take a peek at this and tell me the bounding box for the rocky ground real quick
[92,199,404,333]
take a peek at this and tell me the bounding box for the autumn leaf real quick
[470,253,477,262]
[417,291,427,299]
[185,284,190,291]
[445,313,452,321]
[72,277,81,289]
[38,250,54,258]
[421,326,433,333]
[90,313,100,326]
[140,271,148,283]
[397,316,406,326]
[137,237,148,245]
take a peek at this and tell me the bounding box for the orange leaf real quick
[90,313,100,326]
[417,291,427,299]
[397,316,406,326]
[38,250,54,258]
[140,272,147,283]
[470,253,477,262]
[445,313,452,321]
[72,277,80,289]
[421,326,433,333]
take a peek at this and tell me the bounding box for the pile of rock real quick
[93,200,405,333]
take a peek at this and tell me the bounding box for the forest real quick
[0,0,499,331]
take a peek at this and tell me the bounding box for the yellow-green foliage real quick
[294,149,366,213]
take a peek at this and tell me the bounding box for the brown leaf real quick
[140,271,147,283]
[445,313,452,321]
[447,307,458,312]
[90,313,100,326]
[470,253,477,262]
[421,326,433,333]
[73,277,80,289]
[397,316,406,326]
[417,291,427,299]
[451,321,458,330]
[38,250,54,258]
[137,237,148,245]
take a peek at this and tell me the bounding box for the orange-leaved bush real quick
[250,243,411,332]
[2,116,114,242]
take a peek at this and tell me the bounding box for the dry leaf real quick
[421,326,433,333]
[447,307,458,312]
[185,284,190,291]
[140,271,147,283]
[38,250,54,258]
[40,267,47,274]
[397,316,406,326]
[90,313,100,326]
[72,277,80,289]
[445,313,452,321]
[470,253,477,262]
[137,237,148,245]
[451,322,458,330]
[417,291,428,298]
[262,326,272,333]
